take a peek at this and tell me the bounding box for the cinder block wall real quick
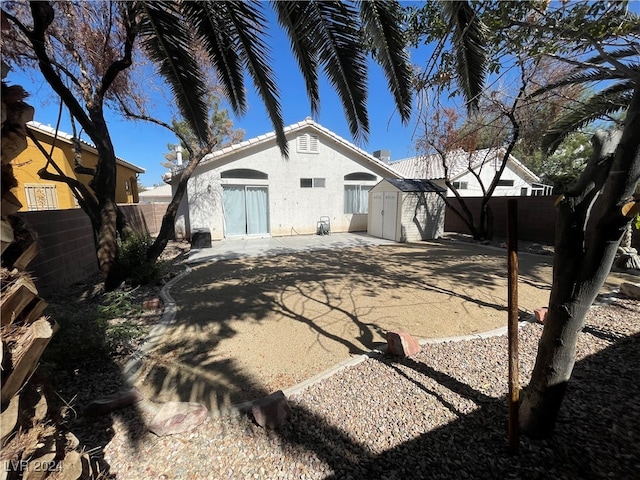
[18,204,165,298]
[119,203,168,236]
[18,209,98,298]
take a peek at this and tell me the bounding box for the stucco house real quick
[170,118,407,240]
[390,147,552,197]
[138,183,172,204]
[9,121,144,211]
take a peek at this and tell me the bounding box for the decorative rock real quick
[142,297,161,310]
[85,387,143,416]
[534,307,548,324]
[386,331,421,357]
[528,244,549,255]
[620,282,640,300]
[149,402,208,436]
[251,391,291,429]
[615,253,640,270]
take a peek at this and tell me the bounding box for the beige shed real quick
[367,178,446,242]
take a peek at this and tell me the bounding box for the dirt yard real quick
[129,239,634,412]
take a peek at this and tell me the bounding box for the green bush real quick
[118,233,166,286]
[43,289,149,371]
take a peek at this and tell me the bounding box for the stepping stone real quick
[85,387,143,416]
[149,402,208,436]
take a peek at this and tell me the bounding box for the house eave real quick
[195,118,402,179]
[26,121,145,174]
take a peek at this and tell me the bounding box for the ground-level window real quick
[24,184,58,211]
[300,178,325,188]
[452,181,468,189]
[520,187,528,196]
[344,185,371,214]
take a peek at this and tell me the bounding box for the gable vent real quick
[297,133,319,153]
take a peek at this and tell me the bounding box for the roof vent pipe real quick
[176,145,183,166]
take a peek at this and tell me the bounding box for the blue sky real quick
[6,2,638,188]
[6,13,432,188]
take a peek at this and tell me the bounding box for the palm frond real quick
[181,1,246,116]
[443,1,487,112]
[542,81,634,153]
[359,0,413,124]
[308,0,369,143]
[582,46,640,66]
[530,67,629,98]
[272,1,320,116]
[134,1,210,144]
[216,1,287,156]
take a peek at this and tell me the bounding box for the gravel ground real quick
[99,295,640,479]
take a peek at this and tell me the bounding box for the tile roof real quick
[27,121,145,173]
[389,147,540,183]
[194,117,402,178]
[138,183,172,198]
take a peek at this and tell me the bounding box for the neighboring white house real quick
[138,184,172,204]
[169,118,405,240]
[390,147,553,197]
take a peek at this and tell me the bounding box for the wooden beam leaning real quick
[507,199,520,453]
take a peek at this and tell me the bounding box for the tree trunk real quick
[146,149,204,264]
[520,85,640,438]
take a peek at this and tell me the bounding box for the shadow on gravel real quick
[42,285,148,474]
[274,330,640,479]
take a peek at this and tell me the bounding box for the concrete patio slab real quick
[187,232,396,264]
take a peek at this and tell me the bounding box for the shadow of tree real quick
[135,241,553,414]
[272,330,640,479]
[41,282,148,473]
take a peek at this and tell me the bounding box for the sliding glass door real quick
[223,185,269,236]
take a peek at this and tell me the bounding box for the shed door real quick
[382,192,398,241]
[370,192,384,238]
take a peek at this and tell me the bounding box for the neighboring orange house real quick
[9,121,144,211]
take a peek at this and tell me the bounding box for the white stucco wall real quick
[184,125,394,240]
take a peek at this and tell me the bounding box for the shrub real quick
[118,233,166,286]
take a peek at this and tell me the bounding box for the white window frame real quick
[452,181,468,190]
[344,184,372,214]
[300,178,325,188]
[24,184,59,211]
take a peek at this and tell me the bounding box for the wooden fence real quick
[444,195,640,247]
